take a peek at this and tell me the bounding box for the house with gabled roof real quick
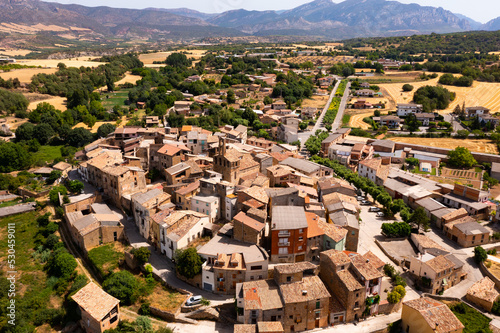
[466,277,499,312]
[72,282,120,333]
[401,297,464,333]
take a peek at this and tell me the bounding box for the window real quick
[316,301,320,309]
[315,311,321,320]
[206,203,209,207]
[298,236,303,241]
[354,301,359,308]
[298,246,303,250]
[287,276,292,282]
[299,229,303,233]
[279,248,288,254]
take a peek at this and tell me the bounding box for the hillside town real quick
[3,31,500,333]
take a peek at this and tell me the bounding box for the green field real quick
[101,90,130,108]
[87,243,124,277]
[32,145,63,165]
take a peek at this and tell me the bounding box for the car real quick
[186,295,202,306]
[377,212,385,218]
[361,200,371,205]
[369,207,381,212]
[357,196,365,201]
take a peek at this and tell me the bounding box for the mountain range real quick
[0,0,499,40]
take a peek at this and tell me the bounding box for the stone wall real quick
[149,306,176,322]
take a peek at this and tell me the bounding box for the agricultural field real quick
[28,96,67,111]
[139,48,206,66]
[73,116,127,133]
[302,94,329,109]
[388,137,498,154]
[16,58,105,68]
[284,55,356,66]
[348,110,376,129]
[114,72,142,86]
[0,68,56,83]
[101,90,130,108]
[379,75,500,113]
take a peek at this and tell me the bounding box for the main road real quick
[299,80,351,155]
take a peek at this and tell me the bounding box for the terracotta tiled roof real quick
[359,157,382,170]
[321,249,351,266]
[257,322,283,333]
[242,186,269,204]
[267,165,294,177]
[412,234,446,251]
[157,144,182,156]
[306,212,324,238]
[350,253,384,281]
[362,251,386,271]
[175,181,200,196]
[403,297,464,332]
[467,277,499,304]
[72,282,119,321]
[242,280,283,311]
[234,211,265,232]
[426,255,456,274]
[279,276,330,303]
[318,220,347,243]
[234,325,256,333]
[337,269,363,291]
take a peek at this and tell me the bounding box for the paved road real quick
[298,80,350,156]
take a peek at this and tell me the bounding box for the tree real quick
[387,290,402,304]
[413,85,455,112]
[49,185,68,206]
[44,234,60,250]
[409,207,430,232]
[226,90,236,104]
[448,147,477,168]
[68,180,84,193]
[33,123,55,145]
[394,285,406,298]
[97,123,116,138]
[45,248,77,278]
[405,113,421,133]
[474,246,488,264]
[456,130,470,139]
[175,248,203,279]
[0,142,32,172]
[402,84,414,92]
[299,121,308,131]
[103,271,139,305]
[46,170,62,184]
[133,247,151,266]
[67,128,94,147]
[263,96,273,105]
[15,122,35,142]
[166,53,191,68]
[381,222,411,237]
[405,157,419,168]
[37,212,52,227]
[374,110,381,117]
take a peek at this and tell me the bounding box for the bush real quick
[37,212,52,227]
[132,247,151,266]
[45,248,77,278]
[402,84,414,92]
[44,234,60,250]
[387,291,402,304]
[175,247,203,279]
[139,302,151,316]
[49,185,68,206]
[393,274,407,288]
[45,222,59,235]
[68,180,84,193]
[394,285,406,298]
[474,246,488,263]
[381,222,411,237]
[103,271,139,305]
[383,264,396,278]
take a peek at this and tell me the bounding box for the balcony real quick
[278,242,290,247]
[278,231,291,237]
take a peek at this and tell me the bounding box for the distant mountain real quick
[0,0,243,39]
[150,7,217,21]
[0,0,490,41]
[454,13,483,30]
[207,0,473,38]
[482,17,500,31]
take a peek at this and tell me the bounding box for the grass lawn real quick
[32,145,63,165]
[102,90,130,108]
[0,198,22,208]
[448,302,491,333]
[411,166,437,176]
[87,243,124,277]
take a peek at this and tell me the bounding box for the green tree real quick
[45,248,77,278]
[387,290,402,304]
[226,90,236,104]
[405,157,419,168]
[103,271,139,305]
[97,123,116,138]
[409,207,430,232]
[166,53,191,68]
[68,180,84,193]
[133,247,151,266]
[15,122,35,142]
[46,170,62,184]
[175,248,203,279]
[456,130,470,139]
[49,185,68,206]
[67,128,94,147]
[0,142,32,172]
[33,123,55,145]
[37,212,52,227]
[474,246,488,264]
[44,234,60,250]
[448,147,477,168]
[393,285,406,298]
[263,96,273,105]
[299,121,308,131]
[405,113,421,133]
[135,316,152,333]
[402,84,414,92]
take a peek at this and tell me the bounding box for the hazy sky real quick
[51,0,499,23]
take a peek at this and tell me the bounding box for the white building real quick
[131,188,171,240]
[191,195,220,223]
[159,211,209,260]
[357,158,382,183]
[225,194,238,221]
[397,103,423,116]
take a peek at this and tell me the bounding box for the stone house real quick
[466,277,499,312]
[444,219,490,248]
[401,297,464,333]
[173,181,200,210]
[72,282,120,333]
[191,194,220,222]
[408,249,466,294]
[266,165,301,187]
[319,250,384,324]
[233,211,265,246]
[236,279,284,325]
[201,234,269,294]
[151,143,184,177]
[327,211,359,252]
[131,188,171,240]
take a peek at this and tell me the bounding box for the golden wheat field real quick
[0,68,57,83]
[388,137,498,154]
[379,75,500,113]
[16,58,105,68]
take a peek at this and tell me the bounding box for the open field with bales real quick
[388,137,498,154]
